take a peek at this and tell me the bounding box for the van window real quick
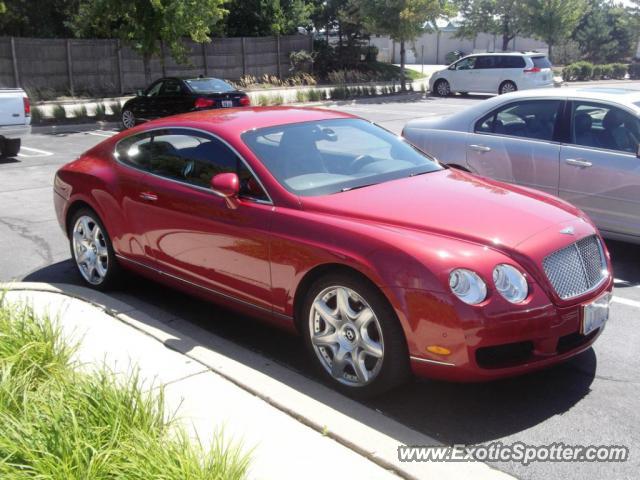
[531,56,552,69]
[499,56,526,68]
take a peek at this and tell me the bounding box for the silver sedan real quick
[402,87,640,244]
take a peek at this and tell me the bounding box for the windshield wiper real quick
[340,183,377,192]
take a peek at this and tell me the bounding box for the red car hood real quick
[300,169,583,249]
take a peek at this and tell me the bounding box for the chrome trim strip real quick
[410,356,455,367]
[115,253,292,320]
[113,126,274,205]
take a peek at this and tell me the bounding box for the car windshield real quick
[185,78,235,93]
[242,118,442,196]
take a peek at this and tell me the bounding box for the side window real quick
[160,79,184,96]
[500,56,526,68]
[474,100,562,141]
[455,57,476,70]
[145,81,163,97]
[571,102,640,154]
[475,56,493,69]
[115,129,269,201]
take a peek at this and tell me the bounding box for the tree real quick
[225,0,312,37]
[522,0,584,61]
[454,0,528,52]
[573,0,639,63]
[70,0,227,83]
[360,0,451,90]
[0,0,79,37]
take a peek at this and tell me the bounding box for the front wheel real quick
[69,209,120,290]
[301,273,410,398]
[121,109,136,129]
[434,79,451,97]
[499,81,517,94]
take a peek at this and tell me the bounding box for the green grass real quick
[0,296,251,479]
[368,62,425,81]
[52,105,67,121]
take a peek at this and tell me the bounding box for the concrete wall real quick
[371,31,548,65]
[0,34,312,94]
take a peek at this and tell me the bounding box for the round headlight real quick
[449,269,487,305]
[493,264,528,303]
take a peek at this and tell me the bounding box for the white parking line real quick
[17,146,53,158]
[612,296,640,308]
[86,130,118,138]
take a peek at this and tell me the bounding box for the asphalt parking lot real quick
[1,94,639,480]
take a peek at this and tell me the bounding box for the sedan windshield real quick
[242,119,442,196]
[185,78,235,93]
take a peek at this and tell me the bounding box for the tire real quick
[499,81,517,95]
[434,79,451,97]
[301,272,410,398]
[68,208,121,291]
[121,109,136,129]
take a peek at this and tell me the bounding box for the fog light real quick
[426,345,451,356]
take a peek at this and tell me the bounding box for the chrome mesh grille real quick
[542,235,606,300]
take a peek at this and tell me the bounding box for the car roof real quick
[134,106,357,134]
[498,87,640,109]
[466,52,546,57]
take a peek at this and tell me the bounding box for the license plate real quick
[221,100,233,108]
[581,293,610,335]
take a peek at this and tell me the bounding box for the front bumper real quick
[388,275,613,382]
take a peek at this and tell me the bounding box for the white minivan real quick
[0,88,31,158]
[429,52,554,96]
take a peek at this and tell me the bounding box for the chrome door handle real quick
[565,158,593,168]
[139,192,158,202]
[470,144,492,153]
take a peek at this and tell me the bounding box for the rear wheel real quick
[499,81,517,94]
[121,109,136,129]
[69,208,120,290]
[301,272,410,398]
[434,79,451,97]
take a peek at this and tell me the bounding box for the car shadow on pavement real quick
[24,259,597,447]
[0,157,20,165]
[605,239,640,286]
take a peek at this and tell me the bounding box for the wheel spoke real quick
[354,306,374,329]
[359,333,383,359]
[312,331,338,349]
[336,287,357,321]
[96,244,108,257]
[350,350,369,384]
[313,299,340,329]
[331,346,348,379]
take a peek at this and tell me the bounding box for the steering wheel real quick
[349,154,377,172]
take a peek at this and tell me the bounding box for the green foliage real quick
[30,106,43,124]
[628,62,640,80]
[269,94,284,105]
[73,104,88,119]
[562,62,627,81]
[600,64,614,79]
[70,0,227,82]
[572,0,639,63]
[0,0,77,37]
[109,101,122,117]
[225,0,313,36]
[52,105,67,121]
[455,0,528,51]
[296,89,309,102]
[0,299,252,479]
[521,0,585,61]
[289,49,314,74]
[308,89,322,101]
[94,102,107,120]
[610,63,628,79]
[257,94,269,106]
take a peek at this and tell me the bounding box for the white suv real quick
[429,52,554,96]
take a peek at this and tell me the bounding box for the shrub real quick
[269,94,284,106]
[72,105,87,120]
[52,105,67,121]
[610,63,627,79]
[257,94,269,106]
[94,102,106,120]
[629,62,640,80]
[30,106,44,124]
[308,89,322,102]
[564,61,594,81]
[109,101,122,117]
[295,90,308,103]
[592,64,603,80]
[600,64,614,79]
[289,49,314,74]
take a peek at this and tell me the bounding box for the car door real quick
[449,56,478,92]
[466,99,565,196]
[473,55,497,92]
[121,127,274,310]
[157,79,193,117]
[133,80,164,120]
[559,100,640,237]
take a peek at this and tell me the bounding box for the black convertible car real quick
[121,77,251,129]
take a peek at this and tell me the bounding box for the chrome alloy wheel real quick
[72,216,109,285]
[500,82,517,94]
[436,80,450,96]
[122,109,135,129]
[309,286,384,387]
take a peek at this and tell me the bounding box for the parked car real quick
[54,107,612,397]
[429,52,554,96]
[403,87,640,244]
[0,88,31,158]
[121,77,250,129]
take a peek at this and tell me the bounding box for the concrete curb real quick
[31,122,121,135]
[1,281,514,480]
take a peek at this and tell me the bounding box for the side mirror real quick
[211,172,240,209]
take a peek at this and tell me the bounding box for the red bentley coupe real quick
[54,107,613,397]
